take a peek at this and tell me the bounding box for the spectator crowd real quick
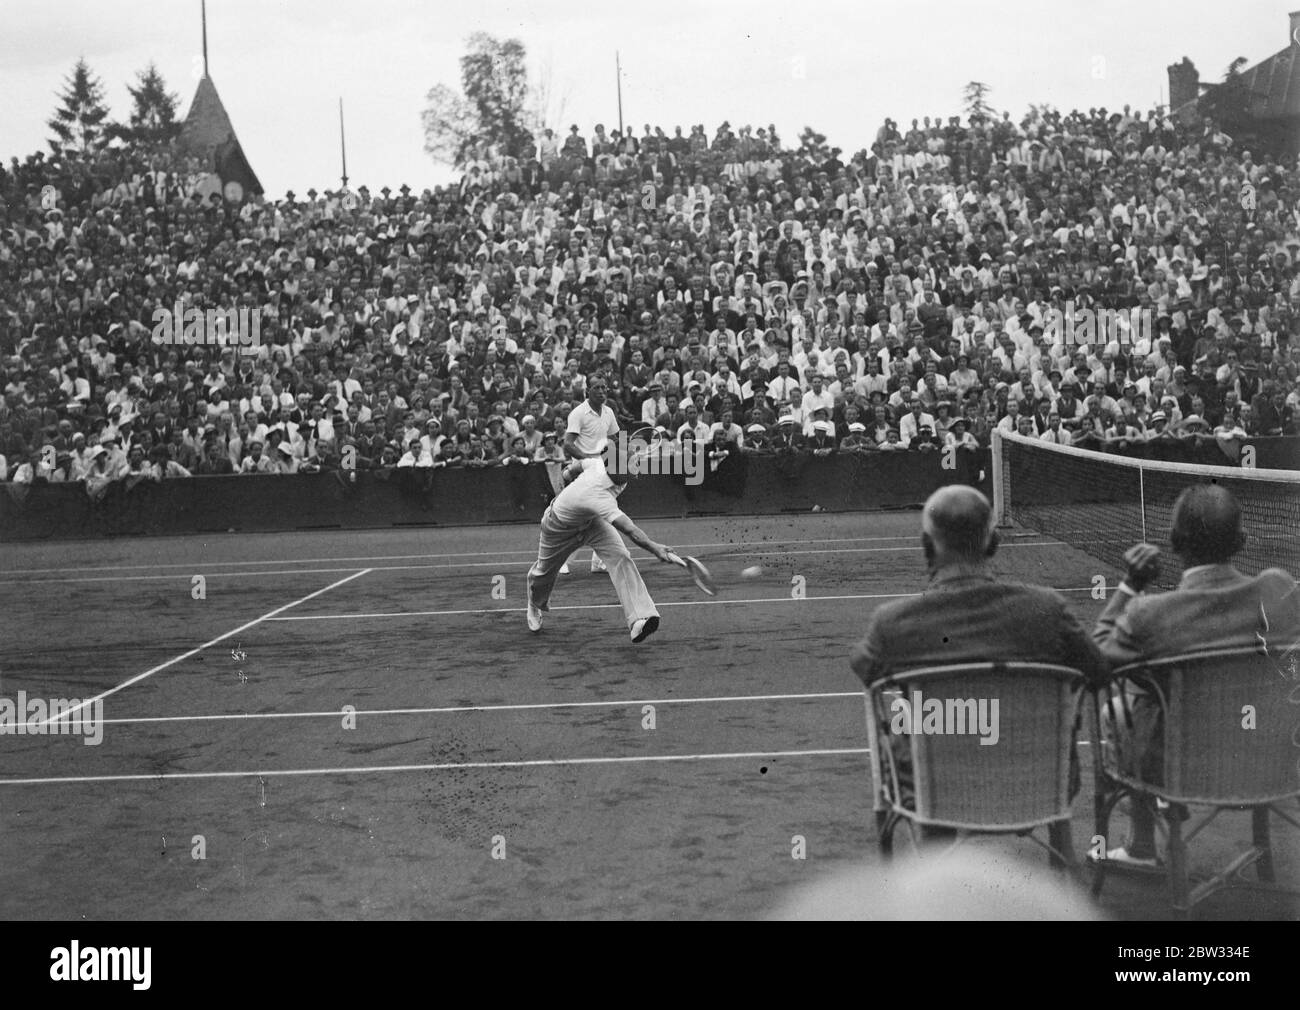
[2,104,1299,494]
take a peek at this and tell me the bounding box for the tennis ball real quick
[740,565,763,579]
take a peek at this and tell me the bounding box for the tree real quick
[1199,57,1251,137]
[47,58,110,155]
[422,33,534,168]
[527,52,569,140]
[797,127,830,163]
[111,63,181,147]
[421,84,478,166]
[963,81,994,124]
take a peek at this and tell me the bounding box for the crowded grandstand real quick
[7,0,1300,939]
[2,100,1298,494]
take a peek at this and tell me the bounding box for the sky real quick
[1,0,1295,197]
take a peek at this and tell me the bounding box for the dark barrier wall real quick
[0,449,986,542]
[1095,435,1300,469]
[1243,437,1300,471]
[6,438,1295,543]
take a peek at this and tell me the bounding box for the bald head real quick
[1170,485,1244,565]
[768,851,1104,921]
[921,486,995,561]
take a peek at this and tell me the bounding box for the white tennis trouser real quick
[527,506,659,629]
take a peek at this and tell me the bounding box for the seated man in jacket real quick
[1092,484,1300,866]
[851,486,1108,812]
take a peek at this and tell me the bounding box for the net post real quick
[991,428,1010,527]
[1139,465,1147,543]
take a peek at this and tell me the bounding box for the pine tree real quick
[112,63,181,147]
[963,82,994,125]
[47,58,111,155]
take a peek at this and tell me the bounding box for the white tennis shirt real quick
[548,465,628,531]
[565,400,620,455]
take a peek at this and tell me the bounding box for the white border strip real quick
[88,690,864,728]
[0,534,926,576]
[265,586,1097,622]
[998,428,1300,482]
[0,747,873,787]
[0,543,1066,585]
[35,568,372,727]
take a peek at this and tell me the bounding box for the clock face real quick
[1294,24,1300,46]
[342,193,358,211]
[223,180,245,203]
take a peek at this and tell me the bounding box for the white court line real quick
[1,532,1056,577]
[35,568,373,728]
[90,690,863,727]
[0,542,1065,585]
[0,746,873,787]
[267,586,1098,622]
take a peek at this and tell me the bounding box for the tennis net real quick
[991,429,1300,588]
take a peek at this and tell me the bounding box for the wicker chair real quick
[865,662,1087,868]
[1092,645,1300,917]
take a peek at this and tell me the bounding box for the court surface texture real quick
[1,511,1295,920]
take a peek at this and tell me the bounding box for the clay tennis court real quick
[1,512,1295,919]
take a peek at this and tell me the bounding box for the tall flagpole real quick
[616,52,624,136]
[339,98,349,190]
[201,0,209,76]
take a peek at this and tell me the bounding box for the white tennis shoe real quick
[559,562,571,575]
[590,555,608,573]
[630,616,659,643]
[527,600,544,633]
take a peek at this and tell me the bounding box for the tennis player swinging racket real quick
[557,376,623,574]
[527,428,679,643]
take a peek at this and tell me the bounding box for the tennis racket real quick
[665,551,716,596]
[622,425,667,476]
[627,424,666,451]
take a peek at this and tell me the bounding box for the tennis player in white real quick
[526,436,677,643]
[559,377,620,574]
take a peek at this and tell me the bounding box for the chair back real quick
[1113,646,1300,805]
[868,662,1085,831]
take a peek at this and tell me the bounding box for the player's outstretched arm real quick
[611,514,675,563]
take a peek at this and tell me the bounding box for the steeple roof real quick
[177,74,262,196]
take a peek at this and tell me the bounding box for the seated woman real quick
[932,400,956,441]
[535,431,567,495]
[944,417,979,450]
[1071,416,1106,449]
[499,434,533,466]
[867,404,893,446]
